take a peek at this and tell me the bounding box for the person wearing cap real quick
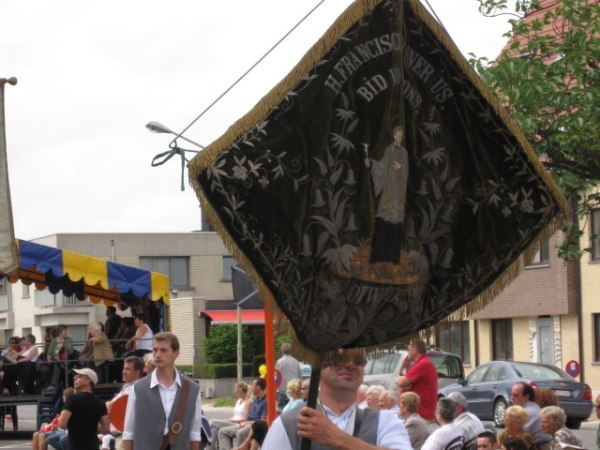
[57,368,110,450]
[448,392,485,431]
[447,392,483,450]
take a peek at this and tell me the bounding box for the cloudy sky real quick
[2,0,515,240]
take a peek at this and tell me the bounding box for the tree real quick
[202,324,256,364]
[471,0,600,258]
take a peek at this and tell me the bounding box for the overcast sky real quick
[2,0,515,240]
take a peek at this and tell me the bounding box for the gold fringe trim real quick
[188,0,569,362]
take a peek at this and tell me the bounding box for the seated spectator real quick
[356,383,369,409]
[281,379,303,413]
[125,313,153,357]
[15,334,40,394]
[378,389,400,415]
[1,336,21,395]
[399,392,430,450]
[41,325,74,391]
[502,437,529,450]
[365,384,385,409]
[32,387,74,450]
[99,356,143,450]
[422,398,463,450]
[301,379,310,401]
[234,420,268,450]
[218,378,267,450]
[114,317,137,357]
[143,352,156,375]
[448,392,484,450]
[104,306,122,341]
[477,431,500,450]
[536,389,558,409]
[498,406,535,450]
[209,381,251,450]
[540,406,588,450]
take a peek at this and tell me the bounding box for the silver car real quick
[438,360,593,429]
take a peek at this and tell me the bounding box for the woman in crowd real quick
[536,389,559,409]
[208,381,252,450]
[498,406,535,450]
[143,352,156,375]
[14,334,40,394]
[125,313,154,357]
[41,325,74,390]
[540,406,588,450]
[281,379,303,413]
[1,336,21,395]
[114,317,137,357]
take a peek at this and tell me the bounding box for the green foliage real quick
[202,324,256,364]
[472,0,600,258]
[176,363,253,378]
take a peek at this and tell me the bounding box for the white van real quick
[362,347,464,391]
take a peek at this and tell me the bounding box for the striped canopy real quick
[2,239,170,307]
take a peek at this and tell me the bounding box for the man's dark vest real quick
[132,373,200,450]
[280,406,379,450]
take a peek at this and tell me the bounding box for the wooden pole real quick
[264,303,277,425]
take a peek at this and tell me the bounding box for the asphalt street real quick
[2,404,598,449]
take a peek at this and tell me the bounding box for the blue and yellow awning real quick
[2,239,169,307]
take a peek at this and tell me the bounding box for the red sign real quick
[274,369,283,388]
[565,360,581,378]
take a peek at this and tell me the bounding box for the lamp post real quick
[145,121,204,149]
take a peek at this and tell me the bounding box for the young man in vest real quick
[261,348,412,450]
[123,332,203,450]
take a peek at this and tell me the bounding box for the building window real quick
[492,319,513,361]
[592,209,600,261]
[139,257,189,288]
[594,314,600,362]
[222,256,236,281]
[436,321,471,365]
[22,284,30,297]
[527,241,550,267]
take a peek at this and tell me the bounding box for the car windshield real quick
[511,363,574,381]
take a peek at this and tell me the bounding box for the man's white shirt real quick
[422,423,463,450]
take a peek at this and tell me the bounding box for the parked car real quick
[363,346,464,391]
[438,361,593,429]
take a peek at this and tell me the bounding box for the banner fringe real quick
[189,0,569,363]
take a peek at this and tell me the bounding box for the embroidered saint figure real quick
[365,126,409,264]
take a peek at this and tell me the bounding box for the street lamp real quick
[145,121,204,149]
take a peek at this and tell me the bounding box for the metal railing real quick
[0,292,12,312]
[34,290,92,308]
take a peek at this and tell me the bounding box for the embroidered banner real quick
[190,0,567,355]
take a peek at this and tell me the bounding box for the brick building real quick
[432,0,600,395]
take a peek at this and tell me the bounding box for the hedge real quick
[176,363,253,378]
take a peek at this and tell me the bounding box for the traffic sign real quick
[274,369,283,388]
[565,360,581,378]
